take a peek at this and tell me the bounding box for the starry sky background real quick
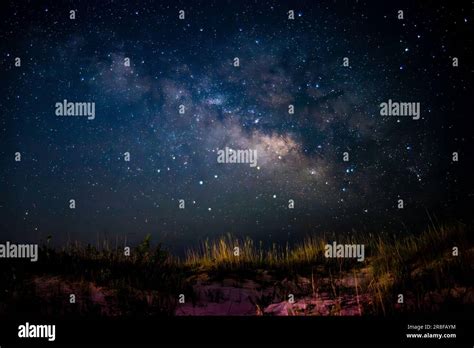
[0,0,472,251]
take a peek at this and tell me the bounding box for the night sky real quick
[0,0,472,250]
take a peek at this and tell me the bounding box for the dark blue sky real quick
[0,0,472,250]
